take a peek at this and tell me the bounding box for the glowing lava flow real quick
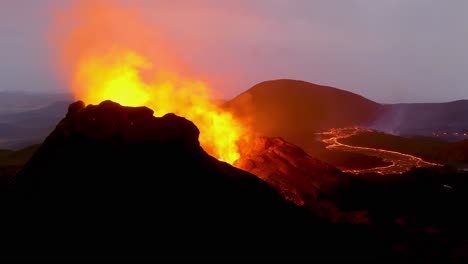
[318,127,442,174]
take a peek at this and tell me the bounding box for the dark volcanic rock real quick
[0,166,20,191]
[1,100,381,260]
[235,137,368,224]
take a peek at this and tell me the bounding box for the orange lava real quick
[318,127,442,174]
[51,1,249,164]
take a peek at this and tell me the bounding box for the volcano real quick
[224,79,382,148]
[1,100,381,260]
[235,137,368,223]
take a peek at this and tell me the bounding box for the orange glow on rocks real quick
[51,1,249,164]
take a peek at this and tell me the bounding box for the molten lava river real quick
[318,127,442,174]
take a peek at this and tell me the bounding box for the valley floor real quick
[318,127,442,174]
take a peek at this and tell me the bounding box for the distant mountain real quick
[372,100,468,139]
[0,101,70,149]
[0,91,72,115]
[3,100,379,260]
[224,79,382,148]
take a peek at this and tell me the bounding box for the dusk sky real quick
[1,0,467,103]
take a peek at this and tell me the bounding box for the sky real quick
[0,0,467,103]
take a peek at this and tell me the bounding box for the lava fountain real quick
[51,1,249,164]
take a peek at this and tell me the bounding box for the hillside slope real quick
[225,79,382,147]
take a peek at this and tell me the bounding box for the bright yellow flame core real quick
[73,49,245,164]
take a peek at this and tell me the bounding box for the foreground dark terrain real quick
[0,101,384,260]
[0,98,467,261]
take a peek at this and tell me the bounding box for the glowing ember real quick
[51,1,249,164]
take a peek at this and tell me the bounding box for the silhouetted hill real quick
[1,100,380,260]
[0,91,72,115]
[0,101,70,124]
[372,100,468,139]
[225,79,382,147]
[0,101,69,149]
[225,80,468,146]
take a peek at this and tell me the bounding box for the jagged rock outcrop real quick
[235,137,368,223]
[2,100,381,260]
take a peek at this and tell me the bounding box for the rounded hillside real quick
[225,79,382,147]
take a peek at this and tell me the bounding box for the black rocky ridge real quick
[1,100,381,260]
